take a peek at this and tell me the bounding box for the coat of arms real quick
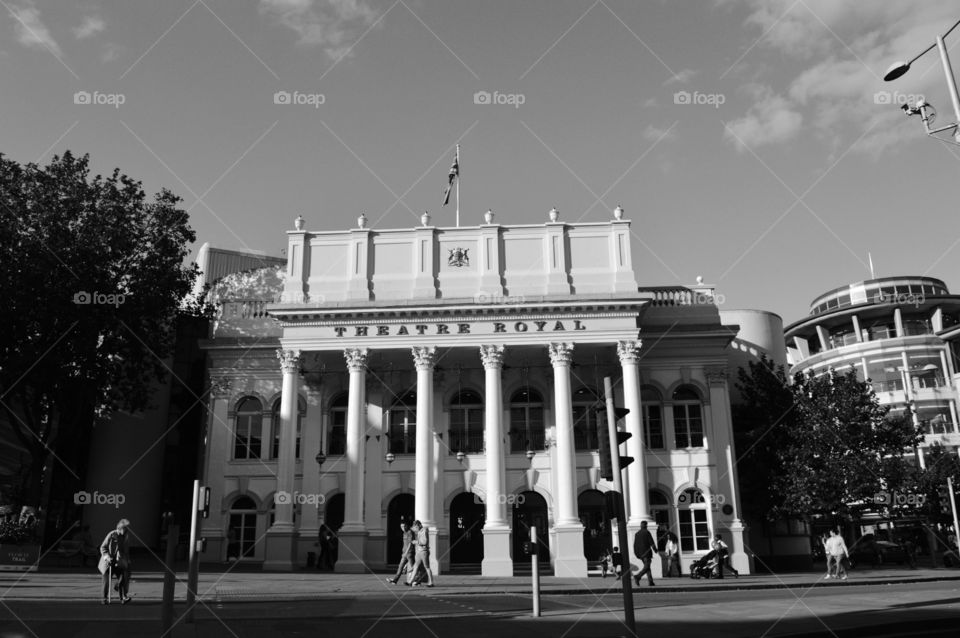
[448,247,469,267]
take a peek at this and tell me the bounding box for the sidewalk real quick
[3,565,959,602]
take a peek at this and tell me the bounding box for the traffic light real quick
[938,484,953,515]
[597,406,633,481]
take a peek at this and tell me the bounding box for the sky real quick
[2,0,960,324]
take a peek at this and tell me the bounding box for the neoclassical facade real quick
[198,211,751,577]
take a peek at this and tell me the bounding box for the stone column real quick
[264,349,301,571]
[412,346,440,573]
[548,342,587,577]
[337,347,369,573]
[480,345,512,576]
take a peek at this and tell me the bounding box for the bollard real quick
[531,526,541,617]
[161,523,179,636]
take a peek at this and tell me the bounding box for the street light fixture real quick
[884,17,960,145]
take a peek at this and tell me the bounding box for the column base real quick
[262,528,298,571]
[335,529,369,573]
[551,524,587,578]
[728,520,752,575]
[430,528,443,575]
[481,527,513,576]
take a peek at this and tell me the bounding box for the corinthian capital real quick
[277,349,302,373]
[616,340,642,364]
[548,342,574,367]
[705,367,728,386]
[343,348,369,372]
[411,346,437,370]
[479,345,505,369]
[209,376,232,398]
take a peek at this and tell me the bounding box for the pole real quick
[185,480,200,623]
[161,523,179,636]
[604,376,636,637]
[949,477,960,558]
[936,36,960,126]
[531,526,541,617]
[455,144,460,228]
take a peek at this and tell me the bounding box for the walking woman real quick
[98,519,132,604]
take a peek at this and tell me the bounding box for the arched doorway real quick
[512,491,549,562]
[650,490,671,550]
[324,493,345,532]
[579,490,609,561]
[449,492,485,568]
[386,493,414,565]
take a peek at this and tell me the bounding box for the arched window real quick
[677,488,710,552]
[388,390,417,454]
[510,389,544,452]
[328,394,348,455]
[227,496,258,559]
[271,396,305,460]
[572,387,601,451]
[641,386,664,449]
[449,390,484,454]
[672,385,704,448]
[234,397,263,460]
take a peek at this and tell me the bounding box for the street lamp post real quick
[884,18,960,145]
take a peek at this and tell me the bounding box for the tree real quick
[735,360,923,525]
[0,151,206,531]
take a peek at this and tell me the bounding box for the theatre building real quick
[197,210,758,577]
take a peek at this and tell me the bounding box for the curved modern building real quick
[785,276,960,454]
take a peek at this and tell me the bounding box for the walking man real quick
[633,520,656,587]
[407,520,434,587]
[98,519,132,605]
[387,522,415,584]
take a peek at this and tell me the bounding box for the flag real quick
[442,148,459,206]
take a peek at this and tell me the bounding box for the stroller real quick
[689,550,720,579]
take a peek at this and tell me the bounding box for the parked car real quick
[849,535,907,567]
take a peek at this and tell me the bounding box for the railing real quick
[219,300,270,319]
[641,287,717,307]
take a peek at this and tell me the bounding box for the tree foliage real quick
[735,358,923,523]
[0,151,206,505]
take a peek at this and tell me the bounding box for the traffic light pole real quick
[949,477,960,554]
[604,376,636,638]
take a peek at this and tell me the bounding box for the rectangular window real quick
[678,509,709,552]
[234,414,261,460]
[389,408,416,454]
[450,408,483,453]
[643,405,663,449]
[572,405,599,450]
[674,404,703,448]
[328,409,346,455]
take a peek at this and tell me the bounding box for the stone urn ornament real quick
[484,209,494,224]
[294,215,305,230]
[358,213,368,229]
[613,205,624,220]
[421,211,431,227]
[549,207,559,222]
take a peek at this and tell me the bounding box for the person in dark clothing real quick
[317,525,335,570]
[633,520,656,586]
[98,519,132,605]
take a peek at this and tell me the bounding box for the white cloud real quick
[73,15,105,40]
[724,89,803,151]
[8,1,61,57]
[259,0,380,59]
[664,69,697,86]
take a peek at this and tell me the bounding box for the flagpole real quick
[455,144,460,228]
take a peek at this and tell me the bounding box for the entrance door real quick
[386,494,414,565]
[449,492,485,565]
[578,490,609,561]
[512,491,549,561]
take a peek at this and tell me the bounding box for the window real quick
[572,387,602,451]
[233,397,263,460]
[641,386,664,449]
[389,391,417,454]
[510,389,545,452]
[228,496,258,559]
[672,386,704,448]
[270,396,304,460]
[328,394,347,455]
[449,390,484,454]
[677,489,710,552]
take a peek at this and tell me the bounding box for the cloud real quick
[664,69,697,86]
[721,0,958,155]
[643,123,677,143]
[259,0,380,59]
[8,1,61,56]
[73,15,105,40]
[724,88,803,151]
